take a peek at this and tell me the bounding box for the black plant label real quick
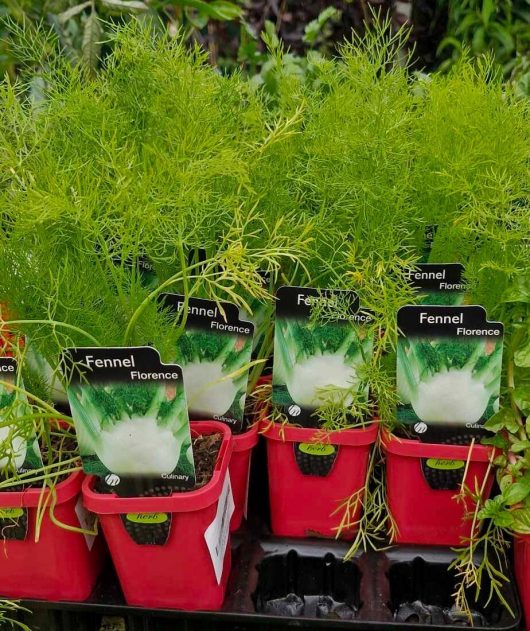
[160,294,254,433]
[397,306,504,443]
[407,263,467,306]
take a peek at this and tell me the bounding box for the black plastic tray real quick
[18,535,522,631]
[11,440,524,630]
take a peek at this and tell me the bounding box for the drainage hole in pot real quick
[387,557,503,626]
[252,550,361,620]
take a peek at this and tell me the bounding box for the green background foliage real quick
[2,1,530,91]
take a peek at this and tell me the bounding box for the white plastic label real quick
[75,497,97,551]
[204,473,235,584]
[244,456,252,519]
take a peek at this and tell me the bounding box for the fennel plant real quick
[408,52,530,620]
[0,21,311,404]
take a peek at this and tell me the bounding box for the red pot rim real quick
[514,532,530,542]
[82,421,233,515]
[381,428,494,462]
[232,422,259,452]
[261,419,379,446]
[0,469,83,508]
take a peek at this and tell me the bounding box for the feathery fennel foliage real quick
[263,23,420,426]
[0,22,311,402]
[1,22,530,617]
[412,55,530,313]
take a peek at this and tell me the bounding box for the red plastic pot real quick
[263,420,378,539]
[382,430,494,546]
[514,535,530,627]
[228,374,270,532]
[82,421,234,610]
[229,422,259,532]
[0,470,105,601]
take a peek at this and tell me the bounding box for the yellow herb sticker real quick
[425,458,465,471]
[126,512,168,524]
[299,443,336,457]
[0,508,24,519]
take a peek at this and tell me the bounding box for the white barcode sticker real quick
[204,473,234,584]
[75,497,97,550]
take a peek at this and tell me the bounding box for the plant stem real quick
[0,379,72,422]
[122,258,213,345]
[4,319,101,346]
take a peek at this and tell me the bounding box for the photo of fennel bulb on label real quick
[0,380,26,471]
[25,347,69,406]
[0,358,43,475]
[273,318,372,417]
[397,337,503,428]
[176,330,253,427]
[68,380,193,479]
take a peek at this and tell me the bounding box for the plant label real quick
[62,346,195,497]
[204,472,234,584]
[407,263,467,305]
[272,286,373,428]
[0,357,43,540]
[160,294,255,433]
[75,497,97,550]
[397,305,504,442]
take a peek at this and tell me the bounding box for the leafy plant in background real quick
[0,0,244,78]
[1,2,400,93]
[241,0,390,61]
[437,0,530,77]
[509,49,530,98]
[1,1,345,84]
[1,0,150,78]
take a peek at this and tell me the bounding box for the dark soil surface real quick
[193,433,222,489]
[1,431,79,492]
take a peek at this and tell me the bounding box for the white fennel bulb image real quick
[411,369,490,425]
[182,361,237,416]
[0,425,27,470]
[286,354,360,407]
[27,350,69,405]
[97,417,180,475]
